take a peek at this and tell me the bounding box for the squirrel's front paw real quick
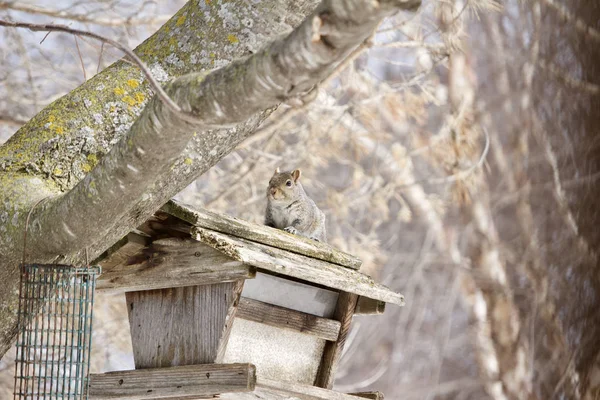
[310,236,320,242]
[284,226,298,235]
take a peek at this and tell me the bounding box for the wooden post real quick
[314,291,359,389]
[215,280,245,363]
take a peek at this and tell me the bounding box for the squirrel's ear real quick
[292,169,301,182]
[274,167,280,175]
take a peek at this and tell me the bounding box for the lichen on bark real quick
[0,0,319,188]
[0,0,321,357]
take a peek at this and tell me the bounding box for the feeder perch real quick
[86,199,403,399]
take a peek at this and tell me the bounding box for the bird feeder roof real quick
[161,200,404,307]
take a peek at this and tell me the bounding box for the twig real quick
[537,0,600,43]
[77,34,134,69]
[376,3,427,34]
[10,29,39,110]
[39,31,51,44]
[398,127,490,189]
[425,273,461,400]
[552,352,577,398]
[206,130,280,207]
[96,42,104,74]
[0,3,171,28]
[0,17,380,129]
[373,40,446,52]
[0,19,197,122]
[74,36,87,82]
[538,59,600,94]
[238,105,304,149]
[0,115,29,126]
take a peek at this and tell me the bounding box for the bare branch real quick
[0,20,190,119]
[74,36,87,82]
[537,0,600,43]
[531,113,598,262]
[373,40,446,53]
[398,127,490,188]
[0,115,28,127]
[0,2,171,27]
[538,60,600,94]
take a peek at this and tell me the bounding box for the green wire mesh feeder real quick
[13,263,101,400]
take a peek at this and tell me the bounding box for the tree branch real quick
[0,0,331,359]
[0,20,188,118]
[0,2,171,27]
[28,0,421,257]
[0,114,28,127]
[537,0,600,43]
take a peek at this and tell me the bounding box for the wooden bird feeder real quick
[87,199,404,400]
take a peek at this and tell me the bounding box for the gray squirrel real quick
[264,168,327,242]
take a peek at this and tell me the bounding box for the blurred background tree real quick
[0,0,598,399]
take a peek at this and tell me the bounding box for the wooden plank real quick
[237,297,341,341]
[354,297,386,315]
[219,377,383,400]
[162,200,362,270]
[87,363,255,399]
[192,227,404,306]
[98,232,148,272]
[315,292,359,389]
[215,280,245,363]
[126,282,241,368]
[254,377,377,400]
[97,238,255,293]
[349,392,384,400]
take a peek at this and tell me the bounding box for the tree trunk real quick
[0,0,420,358]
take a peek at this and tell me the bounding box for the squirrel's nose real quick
[270,188,277,196]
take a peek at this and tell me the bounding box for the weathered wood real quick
[237,297,341,341]
[222,377,378,400]
[142,215,193,237]
[349,392,384,400]
[315,292,359,389]
[87,363,256,399]
[126,282,241,368]
[354,297,386,315]
[97,238,255,293]
[192,227,404,306]
[215,279,245,363]
[163,200,362,270]
[98,232,148,272]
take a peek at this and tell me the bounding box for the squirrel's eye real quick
[285,180,292,187]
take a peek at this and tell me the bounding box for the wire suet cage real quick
[13,264,100,400]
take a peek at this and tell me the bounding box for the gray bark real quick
[0,0,319,356]
[0,0,420,357]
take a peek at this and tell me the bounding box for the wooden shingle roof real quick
[163,200,404,307]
